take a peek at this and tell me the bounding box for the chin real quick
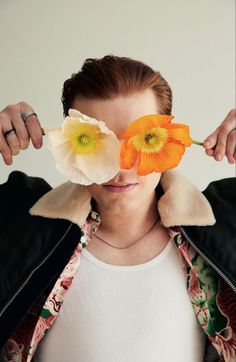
[103,197,141,213]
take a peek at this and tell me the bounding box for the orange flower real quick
[120,114,193,175]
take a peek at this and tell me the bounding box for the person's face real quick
[72,89,162,214]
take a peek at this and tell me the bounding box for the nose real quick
[111,165,139,183]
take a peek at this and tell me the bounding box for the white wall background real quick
[0,0,235,189]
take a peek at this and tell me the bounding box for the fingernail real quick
[216,153,222,161]
[204,141,210,147]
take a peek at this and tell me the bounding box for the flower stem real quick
[192,139,203,146]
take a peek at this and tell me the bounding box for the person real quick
[0,55,235,362]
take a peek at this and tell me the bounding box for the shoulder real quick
[0,171,52,227]
[202,177,236,217]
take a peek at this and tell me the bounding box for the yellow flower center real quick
[79,135,90,145]
[132,127,169,153]
[69,124,102,154]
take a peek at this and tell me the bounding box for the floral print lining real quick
[170,227,236,361]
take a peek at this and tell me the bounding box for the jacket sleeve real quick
[0,171,52,229]
[0,171,53,350]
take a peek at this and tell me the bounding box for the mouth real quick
[103,183,138,193]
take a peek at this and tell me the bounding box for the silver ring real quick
[21,110,37,123]
[4,128,16,137]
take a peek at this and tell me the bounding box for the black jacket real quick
[0,171,235,360]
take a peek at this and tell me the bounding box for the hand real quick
[202,109,236,164]
[0,102,43,165]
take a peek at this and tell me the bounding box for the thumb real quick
[202,128,219,150]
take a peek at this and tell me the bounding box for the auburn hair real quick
[62,55,172,116]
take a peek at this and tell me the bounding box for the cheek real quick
[142,173,162,190]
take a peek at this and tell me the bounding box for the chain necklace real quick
[93,217,161,249]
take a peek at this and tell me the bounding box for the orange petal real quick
[122,114,174,138]
[120,139,138,169]
[165,124,192,146]
[137,152,165,175]
[156,141,185,168]
[137,141,186,175]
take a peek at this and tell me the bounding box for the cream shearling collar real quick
[29,170,216,228]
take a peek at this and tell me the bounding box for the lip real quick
[106,183,136,186]
[103,183,138,193]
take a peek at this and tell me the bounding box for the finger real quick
[205,148,214,157]
[0,125,13,165]
[17,102,43,149]
[0,112,21,157]
[2,103,30,151]
[225,129,236,164]
[20,111,43,149]
[213,123,232,161]
[4,130,21,156]
[203,110,236,150]
[203,109,236,158]
[202,128,220,150]
[11,110,30,150]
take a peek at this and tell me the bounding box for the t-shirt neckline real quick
[82,237,173,271]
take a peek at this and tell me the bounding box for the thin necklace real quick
[93,217,161,250]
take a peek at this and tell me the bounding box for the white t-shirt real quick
[34,238,206,362]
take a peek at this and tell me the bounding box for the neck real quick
[93,191,160,244]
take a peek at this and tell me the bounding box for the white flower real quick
[47,109,120,185]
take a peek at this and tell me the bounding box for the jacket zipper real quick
[180,226,236,294]
[0,223,73,318]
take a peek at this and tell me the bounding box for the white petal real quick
[73,134,120,184]
[68,109,99,126]
[68,109,83,118]
[68,108,118,137]
[47,129,68,147]
[57,162,92,185]
[55,148,92,185]
[47,133,92,185]
[48,141,72,162]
